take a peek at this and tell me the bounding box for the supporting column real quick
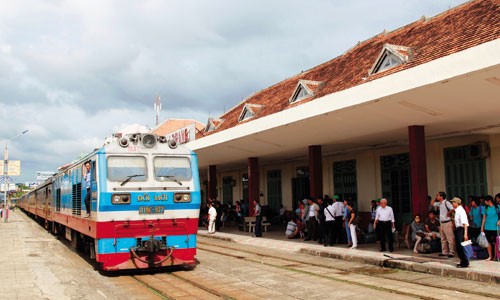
[208,165,217,201]
[309,145,323,198]
[248,157,259,216]
[409,125,429,216]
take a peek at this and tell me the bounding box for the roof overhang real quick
[188,38,500,172]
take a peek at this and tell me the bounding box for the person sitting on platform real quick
[410,214,425,253]
[285,216,301,239]
[414,211,441,253]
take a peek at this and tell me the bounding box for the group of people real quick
[206,199,262,236]
[409,192,500,268]
[205,191,499,269]
[286,195,398,253]
[286,195,361,249]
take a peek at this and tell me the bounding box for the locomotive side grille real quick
[72,183,82,216]
[56,188,61,212]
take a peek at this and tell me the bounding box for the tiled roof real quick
[199,0,500,137]
[152,118,204,136]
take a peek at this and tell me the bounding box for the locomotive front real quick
[95,133,201,271]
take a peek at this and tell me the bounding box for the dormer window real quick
[205,118,224,133]
[369,43,412,75]
[238,104,263,122]
[289,80,322,103]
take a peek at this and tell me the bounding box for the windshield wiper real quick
[159,176,183,186]
[120,174,145,186]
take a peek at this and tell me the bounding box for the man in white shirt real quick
[305,198,319,241]
[331,195,345,244]
[253,200,262,237]
[451,197,469,268]
[432,191,456,257]
[374,198,395,252]
[208,202,217,234]
[323,198,335,246]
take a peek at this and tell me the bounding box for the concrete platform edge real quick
[199,232,500,284]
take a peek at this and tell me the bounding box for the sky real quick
[0,0,469,184]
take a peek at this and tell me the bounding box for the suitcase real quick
[363,232,377,243]
[429,238,442,253]
[472,245,489,260]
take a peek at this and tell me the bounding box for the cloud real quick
[0,0,468,182]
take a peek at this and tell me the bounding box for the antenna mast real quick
[154,95,162,126]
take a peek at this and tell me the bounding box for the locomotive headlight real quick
[142,134,157,148]
[112,193,131,204]
[174,193,191,203]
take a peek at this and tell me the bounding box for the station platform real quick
[0,210,149,300]
[197,225,500,284]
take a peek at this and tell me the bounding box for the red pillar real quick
[248,157,259,216]
[208,165,217,200]
[409,125,429,216]
[309,145,323,198]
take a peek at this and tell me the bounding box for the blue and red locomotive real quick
[18,133,201,271]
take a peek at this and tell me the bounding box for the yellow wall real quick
[202,133,499,211]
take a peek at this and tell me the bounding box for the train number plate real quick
[138,206,165,214]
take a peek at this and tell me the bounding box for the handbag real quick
[477,232,489,248]
[461,240,473,259]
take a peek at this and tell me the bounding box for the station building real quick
[189,0,500,226]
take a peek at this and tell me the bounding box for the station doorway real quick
[381,153,412,229]
[445,145,488,202]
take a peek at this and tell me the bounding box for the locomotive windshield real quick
[154,156,192,181]
[107,156,147,182]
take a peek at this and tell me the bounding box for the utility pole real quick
[3,129,28,222]
[154,96,162,126]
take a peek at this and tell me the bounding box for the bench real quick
[246,216,271,233]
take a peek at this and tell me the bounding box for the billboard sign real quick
[0,160,21,176]
[36,171,55,182]
[166,124,196,145]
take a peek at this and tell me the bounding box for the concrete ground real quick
[0,210,160,300]
[199,222,500,283]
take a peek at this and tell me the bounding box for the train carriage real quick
[18,133,201,271]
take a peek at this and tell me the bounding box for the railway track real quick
[123,237,500,299]
[196,238,500,300]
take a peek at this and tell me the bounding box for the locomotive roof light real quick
[168,139,177,149]
[118,137,129,148]
[129,133,140,144]
[142,134,157,148]
[157,136,167,144]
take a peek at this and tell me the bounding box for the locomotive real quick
[18,133,201,271]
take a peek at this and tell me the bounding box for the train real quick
[18,133,201,271]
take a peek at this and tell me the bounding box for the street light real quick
[3,129,28,222]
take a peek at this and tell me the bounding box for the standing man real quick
[83,161,92,218]
[304,198,319,241]
[207,202,217,234]
[317,197,327,244]
[253,200,262,237]
[374,198,395,252]
[343,198,352,247]
[323,198,335,246]
[451,197,469,268]
[432,192,455,257]
[331,195,345,244]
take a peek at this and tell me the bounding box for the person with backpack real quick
[432,192,455,258]
[481,195,500,261]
